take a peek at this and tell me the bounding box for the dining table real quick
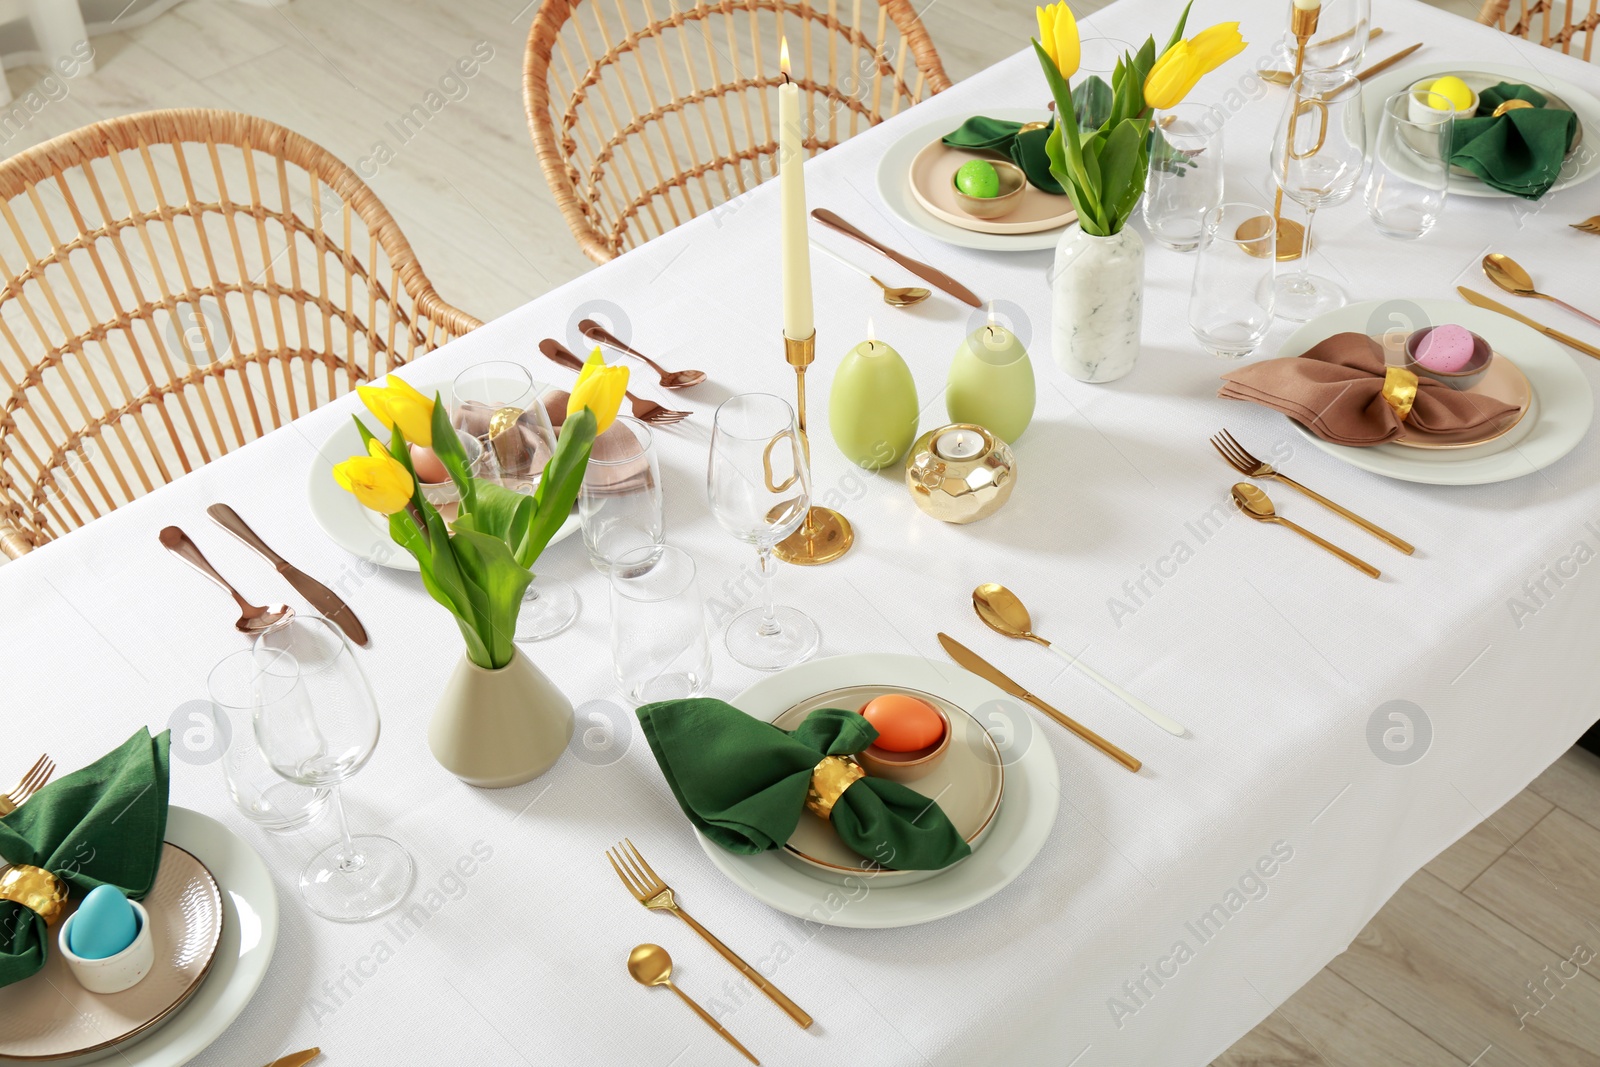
[3,0,1599,1063]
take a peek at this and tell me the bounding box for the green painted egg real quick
[955,159,1000,199]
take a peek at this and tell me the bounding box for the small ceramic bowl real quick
[1405,326,1495,390]
[58,899,153,994]
[1407,76,1478,124]
[417,430,482,507]
[951,159,1026,220]
[856,705,952,783]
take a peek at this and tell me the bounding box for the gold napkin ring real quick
[0,864,70,926]
[1382,366,1419,423]
[804,756,866,821]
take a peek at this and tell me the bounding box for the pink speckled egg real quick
[1413,325,1476,374]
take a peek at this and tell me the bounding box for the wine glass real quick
[451,361,579,641]
[1365,89,1453,240]
[1271,69,1367,322]
[252,618,415,922]
[1189,203,1276,359]
[706,393,818,671]
[1300,0,1370,73]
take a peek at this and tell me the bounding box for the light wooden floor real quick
[6,2,1599,1063]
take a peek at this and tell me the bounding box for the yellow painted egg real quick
[1428,76,1475,112]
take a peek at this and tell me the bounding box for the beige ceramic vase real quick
[428,647,574,788]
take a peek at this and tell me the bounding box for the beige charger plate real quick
[908,137,1076,235]
[0,845,223,1062]
[772,684,1003,888]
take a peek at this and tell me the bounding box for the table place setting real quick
[10,0,1600,1064]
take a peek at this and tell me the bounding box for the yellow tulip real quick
[566,347,629,435]
[333,439,414,515]
[1035,3,1080,79]
[1145,22,1246,110]
[357,375,434,447]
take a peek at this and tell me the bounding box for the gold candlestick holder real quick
[1241,3,1320,260]
[773,330,854,565]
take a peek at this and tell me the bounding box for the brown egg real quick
[410,443,450,484]
[860,694,946,753]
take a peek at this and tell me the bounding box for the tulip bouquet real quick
[333,353,627,671]
[1033,2,1245,236]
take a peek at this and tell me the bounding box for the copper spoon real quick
[628,944,759,1064]
[579,319,707,389]
[1482,253,1600,329]
[160,526,295,635]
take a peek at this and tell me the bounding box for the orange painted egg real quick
[860,694,945,752]
[410,443,449,484]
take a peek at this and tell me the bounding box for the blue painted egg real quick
[68,885,139,960]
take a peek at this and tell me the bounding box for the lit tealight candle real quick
[1292,0,1320,10]
[933,426,987,460]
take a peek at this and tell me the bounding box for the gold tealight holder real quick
[905,423,1016,524]
[774,330,854,565]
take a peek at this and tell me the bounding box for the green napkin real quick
[942,116,1067,196]
[637,700,971,871]
[0,728,171,989]
[1449,82,1578,200]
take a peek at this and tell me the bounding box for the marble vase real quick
[1050,226,1144,383]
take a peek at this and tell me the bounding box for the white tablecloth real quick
[5,0,1599,1063]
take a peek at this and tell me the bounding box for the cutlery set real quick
[1213,428,1402,579]
[810,207,982,308]
[160,507,366,645]
[610,837,807,1063]
[1462,253,1600,361]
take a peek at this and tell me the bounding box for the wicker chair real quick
[0,109,481,559]
[525,0,951,263]
[1479,0,1600,59]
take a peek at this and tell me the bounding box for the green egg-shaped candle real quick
[955,159,1000,199]
[829,334,920,470]
[947,321,1035,443]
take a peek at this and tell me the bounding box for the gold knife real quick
[207,504,370,646]
[811,209,983,307]
[937,634,1142,772]
[1457,286,1600,361]
[262,1049,319,1067]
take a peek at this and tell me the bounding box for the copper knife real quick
[207,504,369,646]
[811,208,983,307]
[262,1050,320,1067]
[938,633,1141,771]
[1457,286,1600,361]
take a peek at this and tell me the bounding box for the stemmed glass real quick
[1301,0,1370,73]
[706,394,818,671]
[452,361,578,641]
[1365,89,1453,240]
[1271,69,1367,322]
[252,618,415,922]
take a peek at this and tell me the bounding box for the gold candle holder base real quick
[773,330,855,566]
[1238,3,1321,262]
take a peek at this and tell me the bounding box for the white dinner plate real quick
[1280,300,1594,485]
[698,653,1060,929]
[0,807,279,1067]
[876,109,1070,252]
[307,400,580,572]
[1361,63,1600,198]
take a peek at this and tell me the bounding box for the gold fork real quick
[1572,217,1600,235]
[0,755,55,816]
[606,839,812,1028]
[1211,430,1414,554]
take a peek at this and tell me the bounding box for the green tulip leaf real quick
[446,526,533,670]
[428,396,475,512]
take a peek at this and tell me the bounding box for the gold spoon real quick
[1230,484,1379,578]
[809,238,931,308]
[972,584,1186,736]
[1482,253,1600,329]
[627,944,759,1065]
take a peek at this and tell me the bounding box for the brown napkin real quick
[550,389,654,497]
[1218,333,1522,447]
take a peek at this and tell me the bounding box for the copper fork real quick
[606,839,813,1028]
[537,339,690,426]
[0,755,55,816]
[1211,430,1414,554]
[1572,217,1600,236]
